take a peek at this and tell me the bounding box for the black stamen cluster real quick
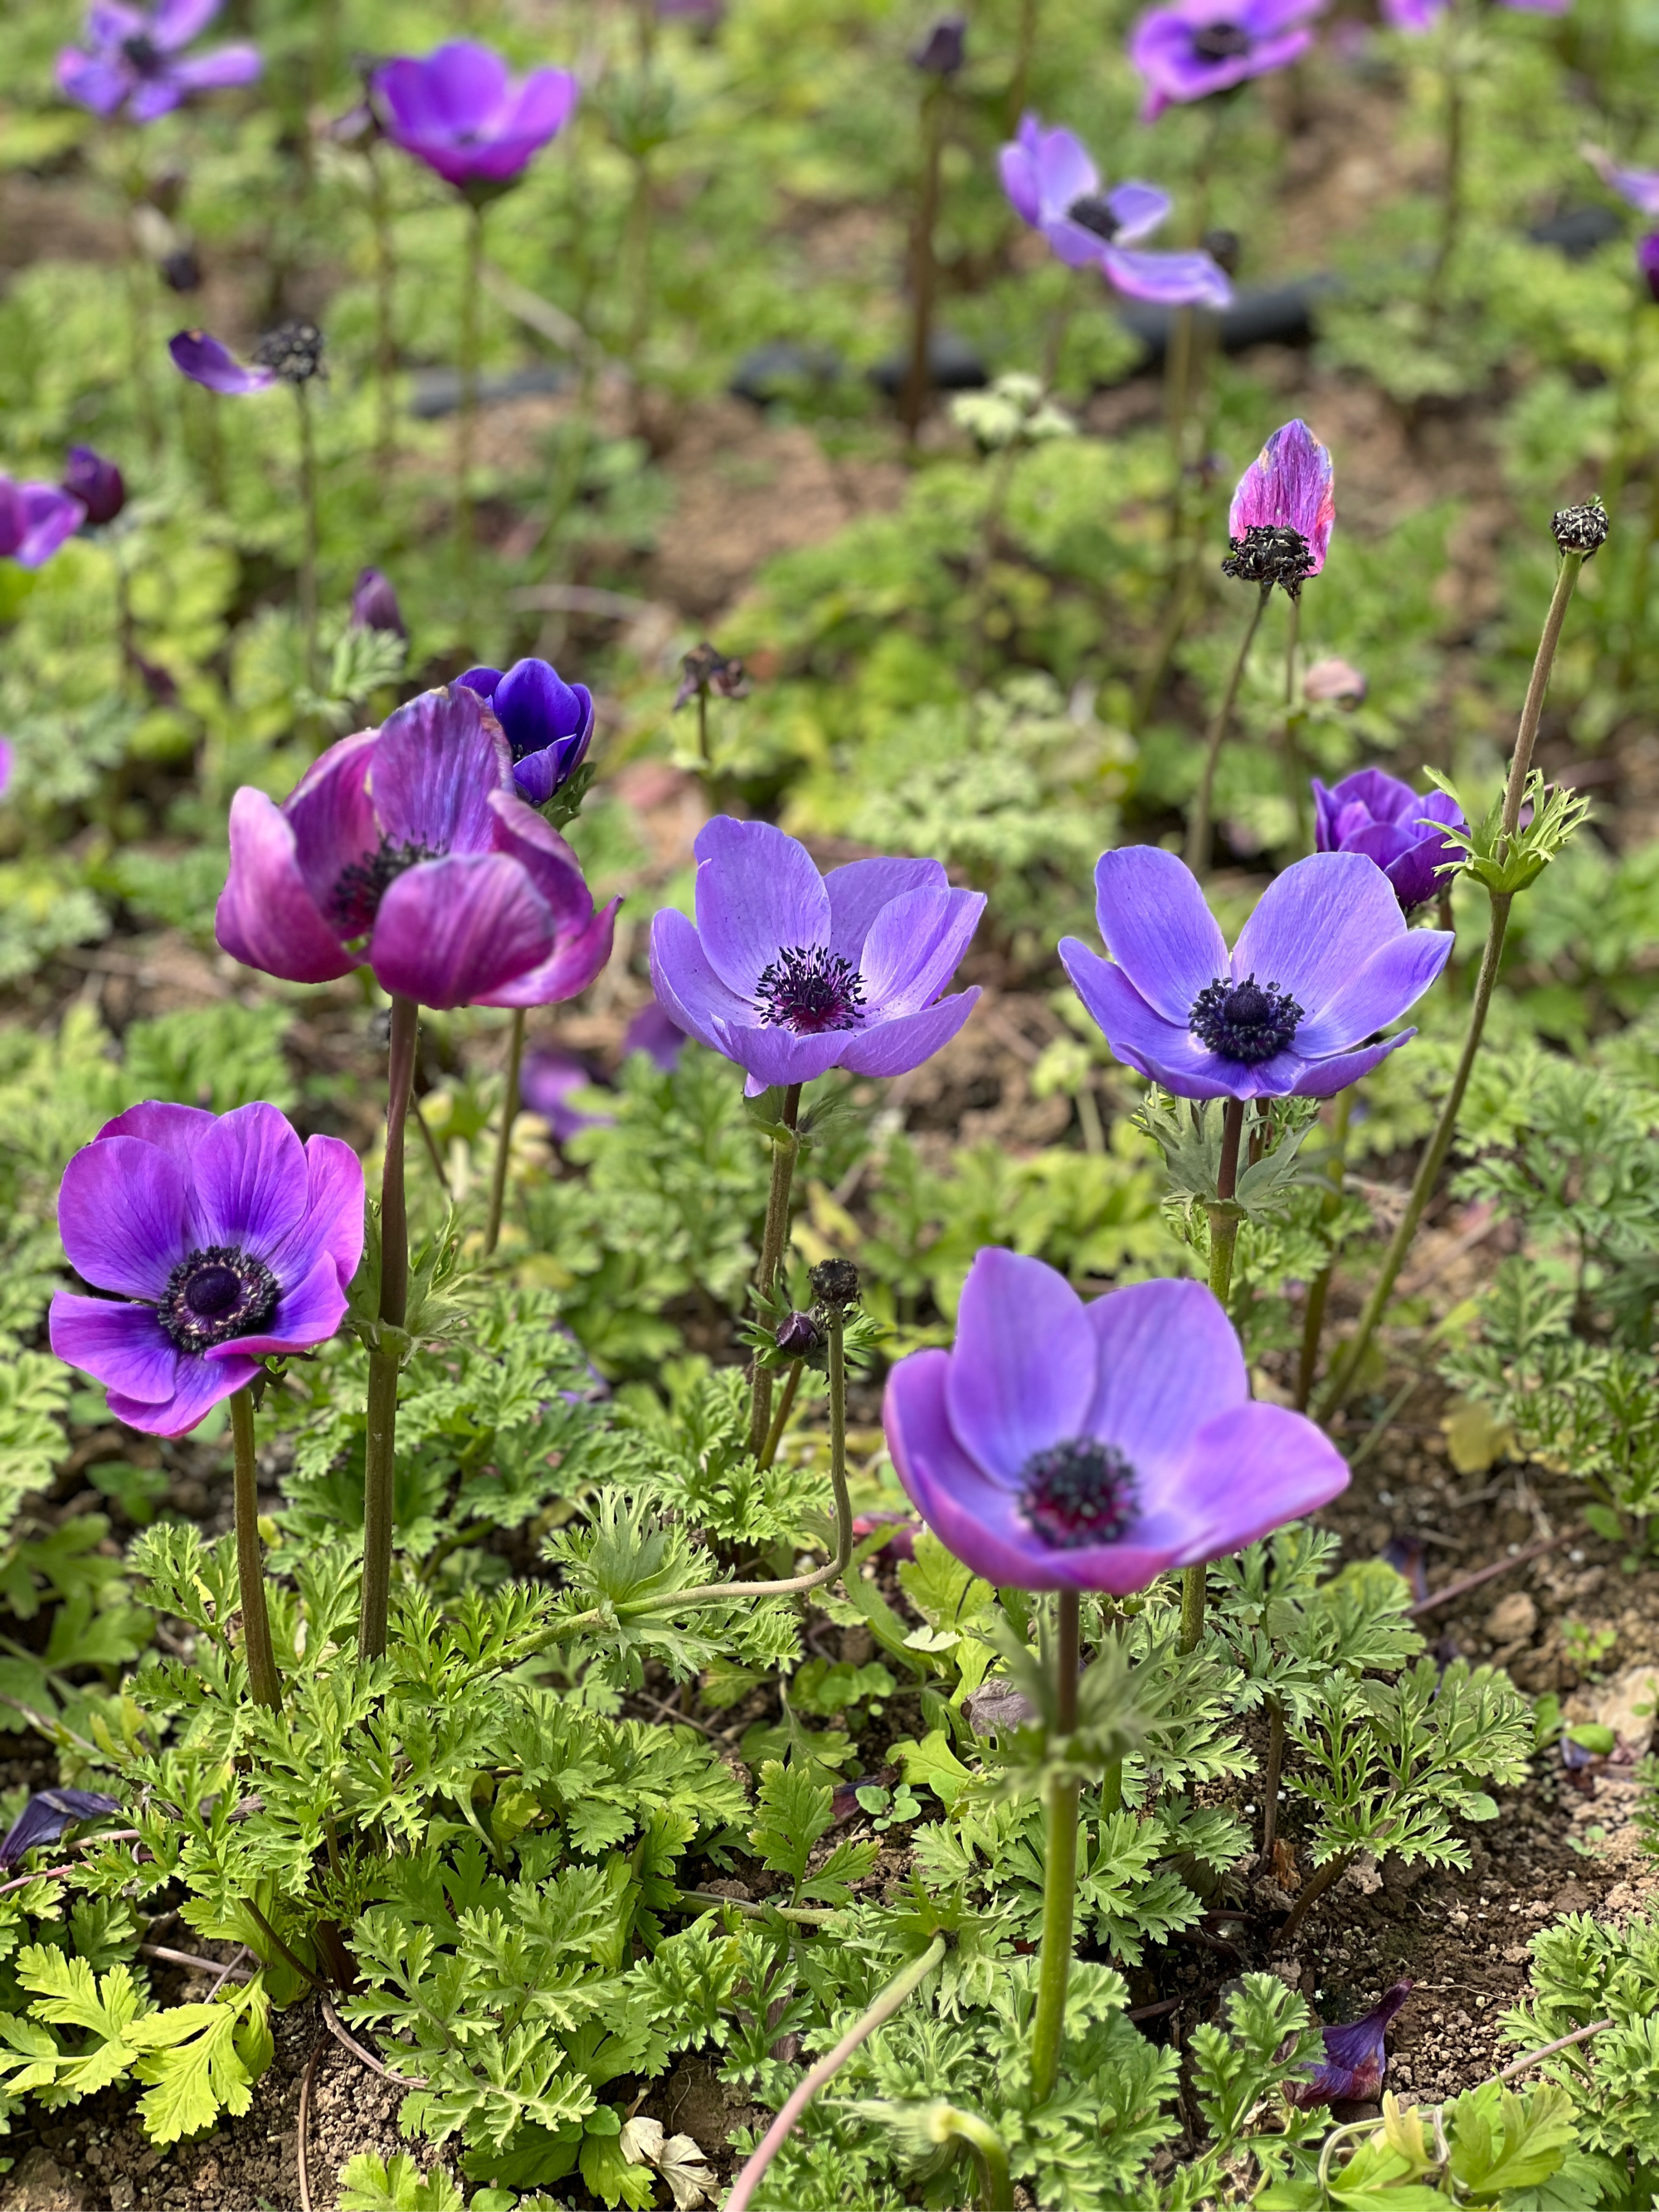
[1020,1437,1137,1551]
[1191,20,1253,59]
[158,1245,280,1354]
[809,1257,861,1311]
[253,318,325,385]
[1222,523,1316,597]
[1189,972,1303,1064]
[1066,194,1122,242]
[329,839,436,936]
[753,945,866,1034]
[1551,502,1608,558]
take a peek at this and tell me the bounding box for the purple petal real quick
[388,41,508,133]
[501,67,579,143]
[203,1252,347,1359]
[1288,1982,1413,2108]
[1584,145,1659,217]
[1293,931,1451,1057]
[945,1250,1095,1485]
[369,854,554,1011]
[834,989,980,1078]
[283,729,381,924]
[1106,180,1171,242]
[1103,246,1232,309]
[521,1050,615,1140]
[168,331,275,396]
[1061,940,1276,1100]
[648,907,749,1053]
[95,1101,215,1169]
[166,42,261,92]
[216,787,361,985]
[1092,847,1229,1023]
[823,857,947,965]
[0,1789,123,1869]
[1380,0,1443,24]
[493,658,591,756]
[456,664,503,702]
[858,887,986,1015]
[1319,766,1415,829]
[57,50,133,115]
[49,1293,178,1405]
[705,1017,856,1093]
[1164,1401,1350,1561]
[189,1102,309,1257]
[1228,419,1335,576]
[264,1134,364,1292]
[1083,1280,1247,1478]
[484,792,597,936]
[1281,1031,1415,1098]
[999,137,1043,228]
[59,1136,189,1299]
[372,686,513,858]
[621,1001,687,1072]
[693,818,831,998]
[151,0,222,49]
[476,897,619,1008]
[128,76,188,123]
[7,486,86,569]
[107,1347,257,1437]
[1230,852,1408,1015]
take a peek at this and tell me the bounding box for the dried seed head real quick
[1551,500,1608,557]
[253,318,325,384]
[809,1257,860,1310]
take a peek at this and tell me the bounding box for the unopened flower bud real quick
[350,566,406,638]
[63,445,125,528]
[911,14,966,74]
[1301,654,1366,705]
[776,1310,820,1355]
[809,1257,860,1310]
[159,248,202,294]
[253,318,325,385]
[674,640,751,711]
[1552,499,1608,557]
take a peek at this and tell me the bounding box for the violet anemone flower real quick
[1000,114,1232,309]
[1128,0,1326,122]
[1224,418,1335,597]
[1584,145,1659,216]
[63,446,125,529]
[1313,768,1466,914]
[0,478,85,570]
[885,1249,1348,1593]
[168,330,276,396]
[350,567,406,639]
[1287,1981,1413,2109]
[649,819,985,1097]
[57,0,260,124]
[1059,846,1452,1101]
[48,1101,363,1439]
[372,42,579,197]
[215,685,619,1014]
[458,659,593,807]
[622,999,687,1072]
[520,1048,615,1141]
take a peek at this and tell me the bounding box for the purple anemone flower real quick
[1584,145,1659,216]
[1287,1981,1413,2108]
[1059,846,1452,1101]
[0,740,12,800]
[0,479,85,570]
[1128,0,1326,121]
[57,0,260,124]
[622,1000,687,1072]
[1000,114,1232,309]
[168,330,276,396]
[372,42,579,197]
[884,1250,1349,1594]
[649,819,985,1098]
[1225,418,1335,597]
[1313,768,1466,914]
[48,1101,363,1439]
[215,686,619,1014]
[458,660,594,808]
[0,1787,123,1869]
[350,567,406,639]
[63,446,125,529]
[520,1048,615,1141]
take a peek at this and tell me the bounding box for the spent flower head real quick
[1127,0,1327,122]
[1313,768,1466,913]
[674,641,750,710]
[57,0,260,124]
[1552,500,1608,557]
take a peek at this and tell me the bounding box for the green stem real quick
[625,148,654,367]
[294,382,319,693]
[1425,41,1464,329]
[900,83,945,442]
[1180,1096,1244,1654]
[483,1008,526,1258]
[361,994,418,1663]
[1260,1695,1286,1862]
[1294,1084,1354,1412]
[1185,585,1271,878]
[937,2108,1014,2212]
[229,1388,281,1712]
[457,201,484,589]
[1618,461,1659,692]
[1008,0,1039,126]
[371,147,397,476]
[1029,1588,1080,2106]
[759,1359,804,1470]
[1279,1845,1355,1947]
[1282,594,1310,848]
[695,685,711,768]
[747,1084,803,1458]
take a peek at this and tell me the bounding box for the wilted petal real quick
[1287,1982,1413,2108]
[168,330,275,395]
[1228,418,1335,576]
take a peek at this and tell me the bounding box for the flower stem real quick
[759,1359,804,1470]
[747,1083,803,1459]
[370,147,397,476]
[1294,1084,1354,1412]
[900,81,946,443]
[457,201,484,592]
[229,1386,281,1712]
[1425,32,1465,330]
[725,1934,948,2212]
[1029,1587,1081,2106]
[1185,584,1271,878]
[1180,1096,1244,1654]
[294,381,320,694]
[1313,552,1588,1423]
[1260,1694,1286,1862]
[938,2108,1014,2212]
[1278,1845,1354,1947]
[482,1007,526,1258]
[1008,0,1040,126]
[361,994,418,1663]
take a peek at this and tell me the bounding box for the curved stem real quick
[1029,1588,1081,2106]
[1185,586,1271,878]
[294,382,319,694]
[938,2108,1014,2212]
[230,1388,281,1712]
[1259,1695,1286,1863]
[726,1935,948,2212]
[457,201,484,589]
[759,1359,804,1470]
[361,994,418,1663]
[1278,1845,1353,1947]
[483,1008,526,1258]
[747,1084,803,1458]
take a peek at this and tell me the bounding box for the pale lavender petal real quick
[168,331,275,396]
[945,1250,1094,1486]
[706,1017,853,1091]
[648,907,752,1052]
[190,1102,309,1257]
[87,2,147,41]
[59,1136,189,1299]
[216,787,361,985]
[693,818,831,998]
[834,989,980,1077]
[857,887,985,1014]
[49,1294,178,1405]
[1584,145,1659,217]
[57,51,132,114]
[1294,931,1451,1056]
[1230,852,1405,1013]
[150,0,221,49]
[1106,179,1171,242]
[475,897,620,1008]
[372,687,512,857]
[128,77,188,124]
[1163,1401,1350,1561]
[1103,246,1232,309]
[886,1352,1058,1587]
[165,43,263,93]
[1030,120,1097,219]
[1092,846,1229,1022]
[823,857,946,964]
[1082,1279,1247,1478]
[203,1252,347,1359]
[369,854,553,1011]
[1282,1031,1414,1097]
[108,1349,257,1437]
[1060,941,1297,1101]
[999,138,1043,227]
[502,67,579,142]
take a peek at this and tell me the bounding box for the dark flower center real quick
[1019,1438,1137,1550]
[252,318,325,385]
[753,946,866,1034]
[1189,972,1304,1063]
[120,33,163,72]
[1192,20,1253,59]
[1065,193,1121,241]
[328,839,437,937]
[1222,523,1316,596]
[158,1245,280,1354]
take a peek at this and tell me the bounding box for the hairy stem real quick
[1029,1588,1081,2106]
[747,1084,803,1458]
[230,1388,281,1712]
[900,83,945,442]
[294,382,319,694]
[361,994,418,1662]
[1180,1097,1244,1653]
[1294,1085,1355,1412]
[1185,586,1271,878]
[483,1007,526,1258]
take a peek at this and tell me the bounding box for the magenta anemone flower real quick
[215,685,619,1014]
[0,479,85,570]
[1059,846,1452,1101]
[1000,114,1232,309]
[168,330,277,396]
[521,1048,615,1141]
[49,1102,362,1439]
[1313,769,1465,914]
[1225,418,1335,597]
[63,446,125,529]
[649,819,984,1097]
[372,42,579,197]
[458,660,593,808]
[1584,145,1659,216]
[1287,1982,1413,2108]
[350,567,406,639]
[1128,0,1326,121]
[57,0,260,124]
[0,739,13,800]
[885,1250,1348,1593]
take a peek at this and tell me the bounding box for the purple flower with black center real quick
[1584,144,1659,216]
[216,686,619,1014]
[1128,0,1327,121]
[372,41,579,198]
[57,0,260,124]
[884,1249,1349,1593]
[350,567,406,639]
[48,1101,363,1439]
[520,1048,615,1141]
[649,819,985,1098]
[1313,768,1466,914]
[0,478,85,570]
[1224,418,1335,598]
[63,446,125,529]
[1000,114,1233,309]
[458,659,593,808]
[1059,846,1452,1101]
[0,1787,124,1869]
[1287,1981,1413,2108]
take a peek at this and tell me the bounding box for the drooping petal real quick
[368,853,553,1010]
[372,685,513,857]
[49,1293,178,1405]
[1092,846,1230,1023]
[483,790,597,936]
[203,1252,348,1359]
[857,887,986,1015]
[216,786,361,984]
[1060,941,1248,1100]
[1102,245,1233,309]
[168,330,275,395]
[0,1788,123,1869]
[1229,852,1405,1014]
[58,1136,189,1299]
[834,989,981,1078]
[475,897,620,1008]
[945,1249,1095,1486]
[692,817,832,999]
[107,1347,258,1437]
[648,907,754,1053]
[1082,1279,1247,1477]
[189,1102,309,1257]
[1293,931,1451,1057]
[823,856,947,965]
[706,1014,858,1093]
[1163,1400,1350,1560]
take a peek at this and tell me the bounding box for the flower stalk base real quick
[1029,1587,1080,2107]
[361,994,418,1662]
[483,1007,526,1258]
[230,1386,281,1712]
[747,1084,803,1460]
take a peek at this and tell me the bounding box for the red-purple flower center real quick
[1066,194,1122,241]
[1191,20,1253,59]
[158,1245,280,1354]
[1190,973,1303,1064]
[328,839,438,938]
[754,946,867,1034]
[1019,1437,1137,1549]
